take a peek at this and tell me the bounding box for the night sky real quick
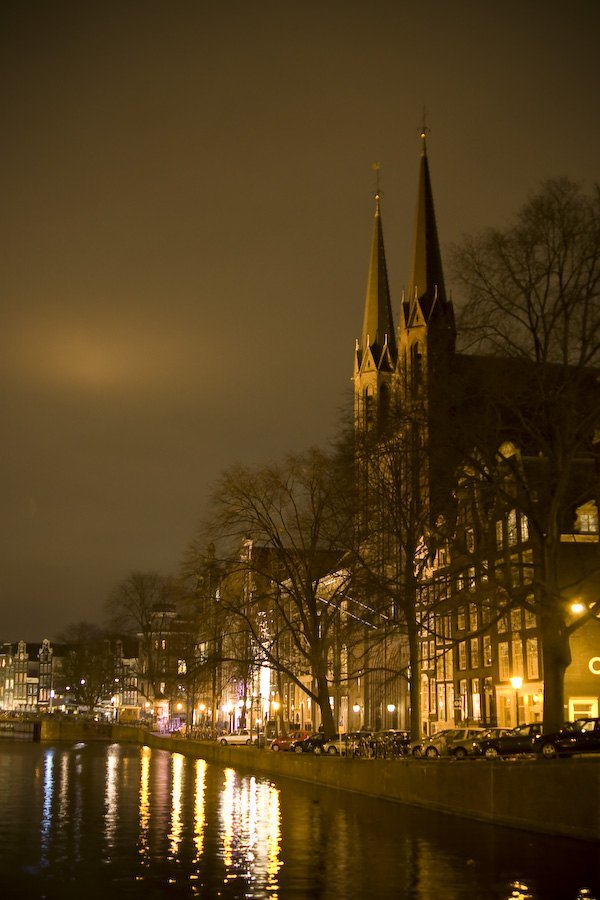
[2,1,599,640]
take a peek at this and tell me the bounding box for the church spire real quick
[407,131,448,316]
[358,177,397,367]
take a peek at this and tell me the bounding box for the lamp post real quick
[387,703,396,729]
[510,676,523,726]
[353,703,361,729]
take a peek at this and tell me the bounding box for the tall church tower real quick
[353,186,397,432]
[398,132,455,405]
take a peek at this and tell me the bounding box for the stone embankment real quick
[38,720,600,842]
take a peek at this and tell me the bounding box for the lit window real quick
[526,638,539,679]
[576,501,599,534]
[483,635,493,667]
[512,639,524,677]
[466,528,475,552]
[499,642,510,680]
[507,510,518,546]
[496,520,504,550]
[510,608,522,631]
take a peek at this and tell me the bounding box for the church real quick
[350,134,600,737]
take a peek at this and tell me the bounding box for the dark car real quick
[477,722,543,758]
[270,729,310,751]
[535,717,600,758]
[290,732,328,754]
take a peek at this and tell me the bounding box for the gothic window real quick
[523,548,534,583]
[364,387,374,428]
[510,608,522,631]
[507,509,518,546]
[411,341,422,395]
[495,519,504,550]
[465,527,475,552]
[379,383,390,421]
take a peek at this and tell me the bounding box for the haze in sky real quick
[2,1,599,639]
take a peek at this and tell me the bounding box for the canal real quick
[0,740,598,899]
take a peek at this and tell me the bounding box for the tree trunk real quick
[539,602,571,733]
[314,670,336,738]
[407,619,421,742]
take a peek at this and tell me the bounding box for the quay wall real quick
[39,721,600,842]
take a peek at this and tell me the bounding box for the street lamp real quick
[510,676,523,726]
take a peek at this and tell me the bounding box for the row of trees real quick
[60,178,600,738]
[177,178,600,738]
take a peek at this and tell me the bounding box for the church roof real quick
[407,133,448,317]
[359,192,397,365]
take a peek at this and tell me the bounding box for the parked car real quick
[323,731,372,756]
[219,729,253,746]
[411,728,454,757]
[476,722,543,758]
[535,717,600,758]
[414,727,488,758]
[270,729,310,751]
[289,732,328,754]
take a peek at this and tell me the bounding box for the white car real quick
[219,729,253,746]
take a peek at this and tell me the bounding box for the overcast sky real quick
[2,1,599,641]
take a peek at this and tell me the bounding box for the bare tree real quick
[105,571,182,702]
[56,622,114,709]
[450,177,600,732]
[183,447,357,738]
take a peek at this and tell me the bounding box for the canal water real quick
[0,740,598,900]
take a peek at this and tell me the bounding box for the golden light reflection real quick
[221,768,236,868]
[104,744,119,850]
[169,753,184,856]
[193,758,207,860]
[267,785,281,891]
[138,745,151,863]
[219,769,281,893]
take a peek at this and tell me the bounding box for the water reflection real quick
[218,767,282,893]
[169,752,184,856]
[138,744,151,865]
[193,758,207,861]
[104,743,119,851]
[0,741,599,899]
[40,747,54,863]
